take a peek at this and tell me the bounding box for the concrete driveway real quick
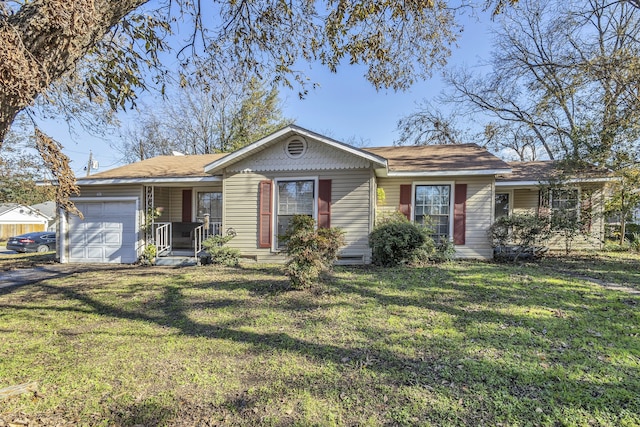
[0,245,15,255]
[0,266,74,289]
[0,246,72,289]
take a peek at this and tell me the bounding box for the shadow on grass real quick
[106,399,176,426]
[7,260,639,425]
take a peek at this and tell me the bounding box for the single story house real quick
[58,125,612,264]
[0,203,54,240]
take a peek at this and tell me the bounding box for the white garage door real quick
[68,201,138,263]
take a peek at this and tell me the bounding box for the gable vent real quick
[284,137,307,159]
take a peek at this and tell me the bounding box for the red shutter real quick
[399,184,412,220]
[258,180,273,248]
[318,180,332,229]
[581,192,592,232]
[538,190,551,217]
[182,189,192,222]
[453,184,467,245]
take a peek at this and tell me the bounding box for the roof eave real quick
[77,176,223,185]
[386,168,512,177]
[496,176,617,187]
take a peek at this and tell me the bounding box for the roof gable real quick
[0,203,52,220]
[0,203,20,216]
[204,125,388,174]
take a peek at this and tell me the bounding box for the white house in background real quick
[0,203,54,240]
[57,125,615,264]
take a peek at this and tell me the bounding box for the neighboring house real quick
[58,125,613,264]
[31,201,58,231]
[0,203,54,240]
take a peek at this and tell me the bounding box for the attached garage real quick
[65,198,139,263]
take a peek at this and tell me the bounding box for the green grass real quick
[0,253,639,426]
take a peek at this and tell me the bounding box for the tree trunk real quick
[0,0,150,143]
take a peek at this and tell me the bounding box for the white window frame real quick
[272,176,319,251]
[494,189,514,221]
[411,181,455,242]
[550,187,580,220]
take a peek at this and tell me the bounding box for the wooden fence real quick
[0,224,45,240]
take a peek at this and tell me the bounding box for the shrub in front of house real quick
[281,215,346,289]
[489,213,550,261]
[369,217,430,266]
[202,234,241,267]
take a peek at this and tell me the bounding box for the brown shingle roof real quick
[497,161,611,182]
[363,144,510,172]
[80,143,512,181]
[78,154,227,180]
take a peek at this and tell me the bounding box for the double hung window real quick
[276,180,315,247]
[415,185,451,241]
[551,189,579,220]
[495,193,511,220]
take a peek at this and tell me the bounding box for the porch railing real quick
[194,224,207,261]
[154,222,172,256]
[193,222,223,261]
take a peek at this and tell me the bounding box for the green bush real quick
[139,244,157,266]
[430,238,456,263]
[369,220,428,266]
[281,215,346,289]
[202,234,241,267]
[489,214,550,261]
[375,210,411,226]
[603,240,631,252]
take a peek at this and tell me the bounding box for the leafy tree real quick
[395,101,541,161]
[0,121,54,205]
[606,165,640,244]
[226,79,290,152]
[0,0,523,144]
[119,77,290,160]
[402,0,640,168]
[395,101,469,146]
[0,0,515,213]
[118,112,173,162]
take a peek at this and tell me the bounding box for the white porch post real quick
[145,185,155,245]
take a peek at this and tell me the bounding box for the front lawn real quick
[0,254,639,426]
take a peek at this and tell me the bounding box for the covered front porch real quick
[143,184,223,258]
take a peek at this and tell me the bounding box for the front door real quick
[182,189,192,222]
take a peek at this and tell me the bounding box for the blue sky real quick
[48,10,496,175]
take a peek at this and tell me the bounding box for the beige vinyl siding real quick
[78,184,143,199]
[512,188,539,214]
[327,169,374,263]
[223,169,374,263]
[161,185,224,222]
[376,177,494,259]
[168,189,186,222]
[510,184,605,251]
[153,187,171,222]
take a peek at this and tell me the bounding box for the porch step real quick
[155,256,197,267]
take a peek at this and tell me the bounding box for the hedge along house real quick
[58,125,611,264]
[496,161,613,250]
